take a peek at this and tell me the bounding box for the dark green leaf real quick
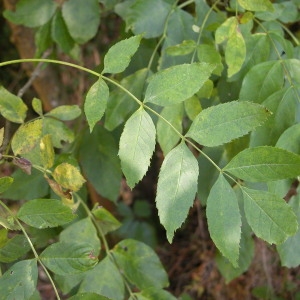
[3,0,57,27]
[119,108,156,188]
[144,63,214,106]
[17,199,76,228]
[112,239,169,289]
[103,35,142,74]
[62,0,100,44]
[84,78,109,132]
[46,105,81,121]
[79,256,125,300]
[156,142,198,242]
[79,126,122,201]
[242,187,298,244]
[206,174,241,267]
[40,242,98,275]
[223,146,300,182]
[0,86,27,123]
[0,259,38,300]
[186,101,271,147]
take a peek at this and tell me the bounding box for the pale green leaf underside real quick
[46,105,81,121]
[103,35,142,74]
[186,101,271,147]
[223,146,300,182]
[119,108,156,188]
[84,78,109,132]
[207,174,241,267]
[242,187,298,244]
[144,63,214,106]
[156,142,199,242]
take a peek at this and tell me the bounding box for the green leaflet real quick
[32,98,43,116]
[84,78,109,132]
[3,0,57,28]
[238,0,273,12]
[62,0,100,44]
[186,101,271,147]
[184,95,202,121]
[46,105,81,121]
[223,146,300,182]
[0,86,27,123]
[17,199,76,229]
[156,103,183,155]
[69,294,111,300]
[131,288,176,300]
[115,0,172,38]
[0,259,38,300]
[165,40,197,56]
[215,17,238,44]
[241,187,298,244]
[144,63,214,106]
[40,242,98,275]
[118,108,156,189]
[112,239,169,290]
[156,142,199,242]
[225,29,246,77]
[79,256,125,300]
[103,35,142,74]
[0,177,13,194]
[206,174,241,267]
[40,134,55,169]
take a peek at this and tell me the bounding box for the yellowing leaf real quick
[215,17,238,44]
[40,134,55,169]
[238,0,273,12]
[53,163,86,192]
[0,127,4,147]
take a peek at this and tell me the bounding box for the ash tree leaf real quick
[226,29,246,77]
[53,162,86,192]
[17,199,76,229]
[0,177,13,194]
[40,134,55,169]
[118,108,156,189]
[103,35,142,74]
[62,0,100,44]
[32,98,43,116]
[223,146,300,182]
[156,142,199,242]
[241,187,298,244]
[186,101,271,147]
[3,0,57,28]
[144,63,214,106]
[0,259,38,300]
[215,17,238,44]
[206,174,241,267]
[46,105,81,121]
[238,0,273,12]
[84,78,109,132]
[0,86,27,123]
[40,242,98,275]
[112,239,169,290]
[78,256,125,300]
[12,119,42,155]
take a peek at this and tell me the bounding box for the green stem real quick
[0,201,61,300]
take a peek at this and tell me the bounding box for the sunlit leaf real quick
[215,17,238,44]
[40,134,55,169]
[119,108,156,188]
[156,142,198,242]
[32,98,43,116]
[238,0,273,12]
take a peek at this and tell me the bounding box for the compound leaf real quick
[186,101,270,147]
[156,142,198,242]
[206,174,241,267]
[223,146,300,182]
[119,108,156,189]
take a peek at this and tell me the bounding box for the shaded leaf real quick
[119,108,156,188]
[84,78,109,132]
[144,63,214,106]
[165,40,196,56]
[184,95,202,121]
[40,242,98,275]
[79,256,125,300]
[131,288,177,300]
[69,294,111,300]
[103,35,142,74]
[186,101,270,147]
[156,142,198,242]
[242,187,298,244]
[0,259,38,300]
[197,44,223,75]
[0,86,27,123]
[112,239,169,289]
[53,163,86,192]
[0,176,14,193]
[223,146,300,182]
[46,105,81,121]
[17,199,76,228]
[3,0,57,27]
[62,0,100,44]
[206,174,241,267]
[11,119,42,155]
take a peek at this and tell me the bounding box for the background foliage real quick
[0,0,300,299]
